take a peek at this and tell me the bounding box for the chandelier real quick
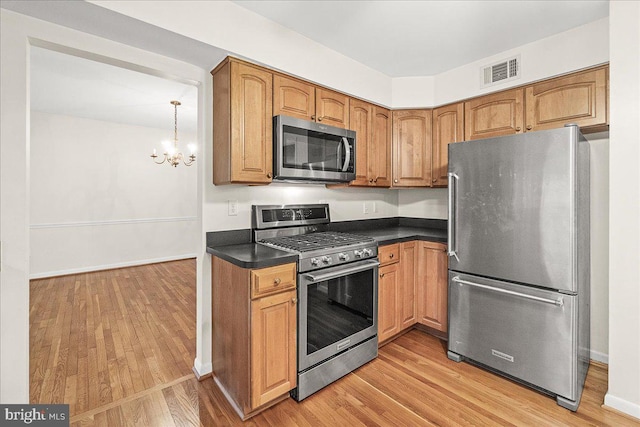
[151,100,196,167]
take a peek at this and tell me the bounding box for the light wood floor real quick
[32,260,638,426]
[30,259,196,417]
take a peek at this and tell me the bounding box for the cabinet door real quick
[432,103,463,187]
[273,74,315,121]
[349,99,373,186]
[378,263,400,343]
[250,290,297,409]
[392,110,432,187]
[417,242,448,332]
[399,241,418,330]
[371,106,392,187]
[230,62,273,183]
[316,88,350,129]
[465,88,523,140]
[525,67,607,132]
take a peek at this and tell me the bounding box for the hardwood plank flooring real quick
[30,259,197,417]
[32,261,637,426]
[73,331,638,427]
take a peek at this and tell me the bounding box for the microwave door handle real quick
[341,137,351,172]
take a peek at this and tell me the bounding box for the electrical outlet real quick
[372,201,378,213]
[228,200,238,216]
[363,202,370,214]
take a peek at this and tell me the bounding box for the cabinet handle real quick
[373,178,378,183]
[291,297,297,304]
[266,172,272,179]
[389,253,394,259]
[311,115,316,120]
[432,178,437,183]
[379,273,385,278]
[515,126,521,132]
[369,179,374,183]
[317,116,323,122]
[394,179,398,183]
[273,277,281,287]
[526,125,533,130]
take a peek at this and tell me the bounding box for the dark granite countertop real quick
[206,217,447,269]
[206,243,298,269]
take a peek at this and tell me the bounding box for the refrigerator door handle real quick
[448,172,460,262]
[452,276,564,307]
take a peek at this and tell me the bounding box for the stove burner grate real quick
[259,231,373,253]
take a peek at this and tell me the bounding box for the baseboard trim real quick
[604,393,640,420]
[192,365,212,381]
[590,349,609,365]
[29,254,197,279]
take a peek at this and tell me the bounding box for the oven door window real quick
[282,125,354,173]
[306,269,374,356]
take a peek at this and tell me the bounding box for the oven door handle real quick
[302,260,379,283]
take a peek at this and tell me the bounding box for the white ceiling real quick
[232,0,609,77]
[30,46,198,133]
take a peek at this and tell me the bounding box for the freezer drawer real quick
[448,272,577,401]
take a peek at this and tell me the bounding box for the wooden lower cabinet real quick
[211,257,296,419]
[378,240,448,345]
[417,241,449,332]
[378,260,400,343]
[250,290,297,408]
[399,241,418,329]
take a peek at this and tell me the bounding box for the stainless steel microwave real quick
[273,115,356,183]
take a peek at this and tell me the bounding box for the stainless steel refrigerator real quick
[447,125,590,411]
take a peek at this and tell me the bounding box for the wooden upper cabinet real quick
[212,59,273,185]
[392,110,433,187]
[370,106,392,187]
[348,101,391,187]
[273,74,315,121]
[316,88,350,129]
[349,99,372,186]
[525,67,607,132]
[432,103,463,187]
[274,75,349,128]
[465,88,524,140]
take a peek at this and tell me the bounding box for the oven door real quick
[298,259,379,371]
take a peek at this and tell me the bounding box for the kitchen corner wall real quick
[29,111,198,278]
[203,184,398,231]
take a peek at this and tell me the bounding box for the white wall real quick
[0,9,207,403]
[397,188,448,219]
[29,112,198,277]
[392,18,608,108]
[91,0,392,106]
[605,0,640,419]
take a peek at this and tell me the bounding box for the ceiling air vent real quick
[481,55,520,88]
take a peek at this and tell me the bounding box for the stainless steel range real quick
[252,204,379,401]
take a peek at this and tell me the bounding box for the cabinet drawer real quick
[378,243,400,266]
[251,263,296,299]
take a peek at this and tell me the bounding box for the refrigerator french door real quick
[447,125,590,411]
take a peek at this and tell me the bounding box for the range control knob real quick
[321,256,333,265]
[354,250,363,258]
[338,252,350,261]
[362,248,373,257]
[310,258,320,266]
